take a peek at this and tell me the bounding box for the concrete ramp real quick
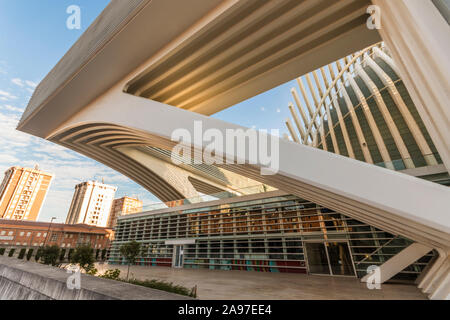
[0,257,193,300]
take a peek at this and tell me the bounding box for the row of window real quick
[0,230,106,240]
[110,195,434,281]
[2,241,106,248]
[0,230,46,237]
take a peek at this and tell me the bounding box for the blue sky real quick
[0,1,298,223]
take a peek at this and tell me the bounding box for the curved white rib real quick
[49,90,450,251]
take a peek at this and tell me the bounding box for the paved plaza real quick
[95,264,427,300]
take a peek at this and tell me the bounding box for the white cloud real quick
[25,80,37,88]
[0,90,17,100]
[0,112,34,148]
[32,144,80,160]
[276,108,281,113]
[0,153,19,165]
[1,104,24,113]
[11,78,37,89]
[11,78,24,87]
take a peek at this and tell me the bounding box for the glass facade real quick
[109,194,434,282]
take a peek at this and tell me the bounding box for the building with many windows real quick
[0,219,112,261]
[107,196,143,229]
[0,166,53,221]
[65,181,117,227]
[109,190,434,281]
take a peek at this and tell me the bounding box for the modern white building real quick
[17,0,450,299]
[65,181,117,228]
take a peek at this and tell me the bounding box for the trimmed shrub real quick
[41,245,60,266]
[101,249,107,260]
[0,248,5,256]
[86,267,98,276]
[59,249,66,261]
[68,248,74,261]
[99,269,121,280]
[8,248,15,257]
[126,278,197,298]
[18,248,26,259]
[26,249,34,261]
[35,248,42,261]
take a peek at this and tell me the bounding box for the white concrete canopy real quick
[48,89,450,249]
[18,0,381,138]
[16,0,450,298]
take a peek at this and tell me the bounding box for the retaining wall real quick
[0,256,193,300]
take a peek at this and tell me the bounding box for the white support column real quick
[331,98,355,158]
[288,103,306,142]
[348,76,393,168]
[291,88,314,143]
[417,248,450,299]
[356,63,414,169]
[322,67,355,158]
[285,118,301,143]
[361,242,432,284]
[372,0,450,173]
[428,259,450,300]
[312,71,340,153]
[297,78,319,131]
[341,84,373,163]
[366,53,437,167]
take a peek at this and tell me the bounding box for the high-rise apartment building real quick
[65,181,116,227]
[0,166,53,221]
[107,196,143,228]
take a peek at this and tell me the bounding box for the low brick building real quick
[0,219,113,261]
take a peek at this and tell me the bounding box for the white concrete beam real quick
[361,242,432,284]
[372,0,450,173]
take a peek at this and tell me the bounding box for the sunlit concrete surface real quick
[96,264,427,300]
[0,257,193,300]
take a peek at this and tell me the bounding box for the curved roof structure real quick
[18,0,381,138]
[285,43,448,183]
[16,0,450,298]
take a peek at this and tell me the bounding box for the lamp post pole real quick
[43,217,57,247]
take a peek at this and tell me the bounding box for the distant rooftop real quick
[0,219,112,234]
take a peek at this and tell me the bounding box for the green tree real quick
[71,244,96,274]
[119,241,141,280]
[68,248,74,261]
[101,248,108,260]
[18,248,26,259]
[26,249,34,261]
[41,245,60,266]
[59,249,66,262]
[35,248,42,261]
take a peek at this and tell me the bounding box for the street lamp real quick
[43,217,57,247]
